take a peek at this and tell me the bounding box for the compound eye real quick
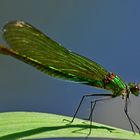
[130,85,140,96]
[135,85,139,90]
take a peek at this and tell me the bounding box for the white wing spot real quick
[15,21,25,28]
[3,29,7,32]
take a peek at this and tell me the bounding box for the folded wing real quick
[0,21,109,88]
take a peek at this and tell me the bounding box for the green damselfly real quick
[0,21,139,135]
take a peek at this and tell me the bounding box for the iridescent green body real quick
[0,21,139,98]
[104,73,126,97]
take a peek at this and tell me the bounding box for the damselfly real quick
[0,21,139,135]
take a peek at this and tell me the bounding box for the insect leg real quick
[88,96,112,136]
[124,97,140,134]
[71,93,112,123]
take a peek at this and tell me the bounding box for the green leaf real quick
[0,112,139,140]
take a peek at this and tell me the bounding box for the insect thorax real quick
[104,73,127,97]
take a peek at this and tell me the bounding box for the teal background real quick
[0,0,140,135]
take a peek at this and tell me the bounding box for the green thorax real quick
[104,73,126,97]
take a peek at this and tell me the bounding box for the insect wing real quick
[2,21,109,86]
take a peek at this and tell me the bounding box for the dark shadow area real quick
[0,123,116,140]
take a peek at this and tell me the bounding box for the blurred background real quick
[0,0,140,138]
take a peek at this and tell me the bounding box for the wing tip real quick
[2,20,29,34]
